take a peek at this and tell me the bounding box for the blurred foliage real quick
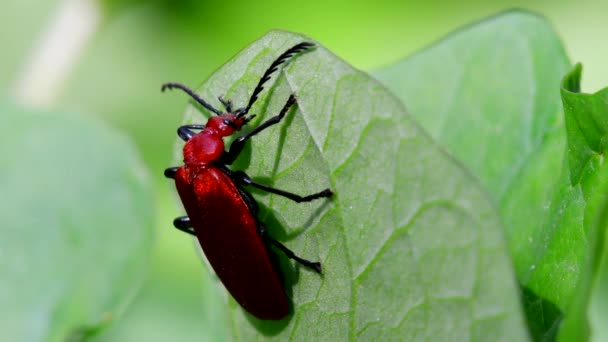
[2,0,607,341]
[0,102,154,341]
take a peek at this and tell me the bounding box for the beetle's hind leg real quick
[258,224,322,274]
[173,216,196,236]
[271,239,322,274]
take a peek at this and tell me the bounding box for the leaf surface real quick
[176,30,529,341]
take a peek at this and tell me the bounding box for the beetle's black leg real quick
[164,167,179,179]
[177,124,205,141]
[173,216,196,236]
[222,95,296,165]
[271,239,322,273]
[161,82,223,115]
[237,42,314,116]
[218,96,233,112]
[237,187,259,214]
[231,170,333,203]
[258,224,322,274]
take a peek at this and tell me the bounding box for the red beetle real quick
[162,42,333,320]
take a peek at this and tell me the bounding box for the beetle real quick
[162,42,333,320]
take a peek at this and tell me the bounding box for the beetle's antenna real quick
[238,42,315,118]
[161,82,223,115]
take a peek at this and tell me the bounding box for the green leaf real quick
[556,64,608,341]
[174,30,529,340]
[589,239,608,342]
[0,102,154,341]
[373,11,578,339]
[562,64,608,186]
[373,10,608,341]
[373,10,570,280]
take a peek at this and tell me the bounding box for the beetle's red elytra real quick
[162,42,333,320]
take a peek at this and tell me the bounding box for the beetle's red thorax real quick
[183,130,224,165]
[183,113,247,166]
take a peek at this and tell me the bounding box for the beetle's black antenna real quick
[238,42,315,118]
[161,82,223,115]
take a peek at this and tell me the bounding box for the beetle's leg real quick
[164,167,179,179]
[236,187,259,214]
[222,95,296,165]
[231,170,333,203]
[173,216,196,236]
[161,82,222,115]
[271,239,322,273]
[258,224,322,274]
[218,96,233,112]
[177,124,205,141]
[237,42,314,116]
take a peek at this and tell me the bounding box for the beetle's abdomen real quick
[174,166,289,319]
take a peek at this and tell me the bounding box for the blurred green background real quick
[2,0,606,340]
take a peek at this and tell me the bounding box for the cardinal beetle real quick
[162,42,333,320]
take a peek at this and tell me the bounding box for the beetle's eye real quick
[223,119,237,129]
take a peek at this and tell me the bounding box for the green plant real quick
[3,8,606,342]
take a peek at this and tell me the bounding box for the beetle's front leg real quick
[221,95,296,165]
